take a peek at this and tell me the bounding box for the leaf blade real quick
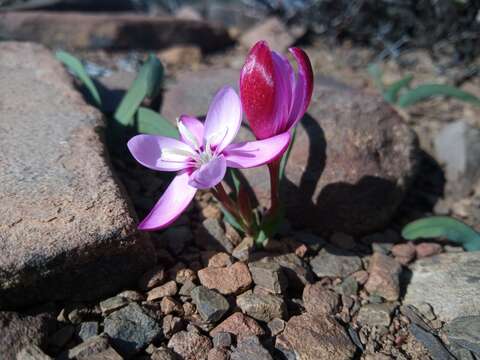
[384,74,413,104]
[114,54,164,127]
[398,84,480,108]
[55,50,102,107]
[402,216,480,251]
[136,107,179,138]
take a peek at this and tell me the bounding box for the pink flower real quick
[240,41,314,140]
[128,86,290,231]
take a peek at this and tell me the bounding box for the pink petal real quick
[127,134,192,172]
[286,47,314,130]
[203,86,242,152]
[240,41,277,140]
[271,51,294,134]
[189,155,227,190]
[178,115,204,149]
[223,132,291,169]
[139,171,197,231]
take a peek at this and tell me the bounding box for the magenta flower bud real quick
[240,41,314,140]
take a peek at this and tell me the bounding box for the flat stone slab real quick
[0,42,155,308]
[404,252,480,322]
[0,11,232,51]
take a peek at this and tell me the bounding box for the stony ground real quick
[1,12,480,360]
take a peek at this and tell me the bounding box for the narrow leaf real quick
[398,84,480,108]
[230,168,242,196]
[56,50,102,107]
[114,54,164,126]
[279,126,297,180]
[384,74,413,104]
[220,206,244,233]
[402,216,480,251]
[136,107,179,138]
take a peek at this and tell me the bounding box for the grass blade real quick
[114,54,164,127]
[136,107,179,138]
[398,84,480,108]
[402,216,480,251]
[384,74,413,104]
[56,50,102,107]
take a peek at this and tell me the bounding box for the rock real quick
[198,262,252,295]
[276,313,355,360]
[310,247,362,278]
[161,296,183,315]
[168,330,212,360]
[179,280,196,297]
[0,42,155,308]
[78,321,99,341]
[334,275,359,296]
[212,332,232,348]
[87,348,123,360]
[103,303,162,357]
[191,286,230,323]
[208,253,233,268]
[118,290,145,302]
[445,316,480,355]
[352,270,369,285]
[63,335,120,360]
[248,261,287,295]
[162,226,193,255]
[365,253,402,301]
[0,12,233,51]
[211,313,265,339]
[232,237,255,261]
[160,69,419,236]
[175,268,197,284]
[158,46,202,67]
[138,266,167,291]
[302,282,339,316]
[0,311,52,359]
[391,242,416,265]
[147,281,178,301]
[207,347,230,360]
[239,17,296,52]
[237,293,287,322]
[196,219,235,253]
[404,253,480,322]
[231,336,273,360]
[17,345,52,360]
[100,296,129,315]
[434,121,480,195]
[356,303,396,327]
[409,323,454,360]
[162,315,184,339]
[48,325,75,348]
[330,232,356,250]
[268,253,313,290]
[151,347,180,360]
[267,318,286,336]
[415,243,442,258]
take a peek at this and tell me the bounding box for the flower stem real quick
[212,183,249,232]
[267,158,281,217]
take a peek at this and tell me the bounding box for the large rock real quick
[0,311,53,359]
[404,253,480,322]
[276,313,355,360]
[0,42,155,308]
[161,68,419,235]
[0,12,232,51]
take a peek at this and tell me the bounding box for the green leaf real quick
[397,84,480,108]
[402,216,480,251]
[136,107,179,138]
[55,50,102,107]
[384,74,413,104]
[279,126,297,180]
[114,54,164,127]
[220,206,244,233]
[230,168,242,196]
[367,63,385,92]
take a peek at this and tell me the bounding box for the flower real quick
[240,40,314,140]
[128,86,290,231]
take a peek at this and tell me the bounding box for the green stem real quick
[267,158,281,218]
[213,183,248,232]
